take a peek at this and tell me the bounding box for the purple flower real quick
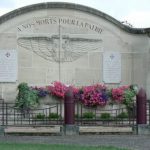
[38,90,48,97]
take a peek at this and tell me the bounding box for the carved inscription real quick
[18,17,103,34]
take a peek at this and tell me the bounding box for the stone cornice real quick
[0,2,149,34]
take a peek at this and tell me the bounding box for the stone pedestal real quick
[0,126,4,135]
[134,125,150,135]
[62,88,79,136]
[61,125,79,136]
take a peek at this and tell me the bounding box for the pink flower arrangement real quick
[76,84,109,107]
[47,81,79,99]
[31,82,135,108]
[111,85,129,103]
[47,81,67,99]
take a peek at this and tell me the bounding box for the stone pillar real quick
[64,87,75,125]
[61,87,79,135]
[136,88,147,124]
[136,88,150,135]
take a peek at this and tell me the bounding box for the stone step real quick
[4,126,133,135]
[79,126,133,134]
[4,126,61,135]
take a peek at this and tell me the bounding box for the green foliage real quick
[100,113,111,120]
[35,113,45,120]
[117,112,128,119]
[123,88,136,110]
[48,113,60,119]
[34,113,60,120]
[15,83,39,114]
[82,112,95,119]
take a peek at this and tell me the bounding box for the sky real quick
[0,0,150,28]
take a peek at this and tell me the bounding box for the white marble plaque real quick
[103,52,121,83]
[0,50,17,82]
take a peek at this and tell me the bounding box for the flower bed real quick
[31,81,137,108]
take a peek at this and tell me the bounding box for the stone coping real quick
[4,126,132,135]
[80,126,132,133]
[0,2,149,34]
[5,126,61,133]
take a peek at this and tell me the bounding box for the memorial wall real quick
[0,2,149,101]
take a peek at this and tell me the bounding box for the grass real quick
[0,143,131,150]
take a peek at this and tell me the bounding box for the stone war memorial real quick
[0,2,150,135]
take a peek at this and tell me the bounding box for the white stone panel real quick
[75,68,102,86]
[46,68,59,84]
[18,68,46,85]
[2,84,18,102]
[18,48,32,67]
[89,52,102,69]
[0,33,17,49]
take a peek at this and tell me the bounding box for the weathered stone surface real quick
[136,125,150,135]
[0,2,149,101]
[2,84,17,102]
[79,126,132,133]
[75,68,101,86]
[18,68,47,85]
[61,125,79,135]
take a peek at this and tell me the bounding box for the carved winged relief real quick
[17,34,102,63]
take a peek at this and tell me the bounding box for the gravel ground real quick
[0,135,150,150]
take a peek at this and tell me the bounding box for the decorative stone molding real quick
[0,2,149,34]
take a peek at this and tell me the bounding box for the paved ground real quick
[0,134,150,150]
